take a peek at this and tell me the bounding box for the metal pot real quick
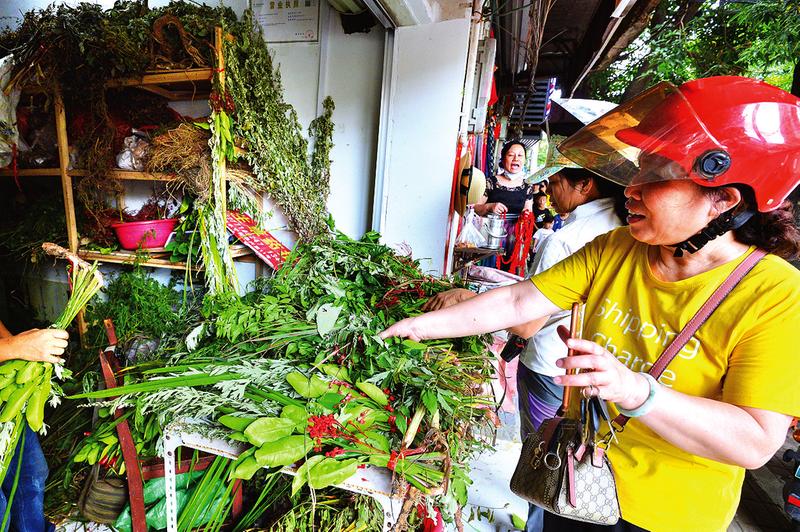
[484,214,507,249]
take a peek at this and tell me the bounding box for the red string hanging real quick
[497,211,535,277]
[11,143,21,192]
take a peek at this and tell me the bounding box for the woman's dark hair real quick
[499,139,527,170]
[558,167,628,224]
[710,185,800,260]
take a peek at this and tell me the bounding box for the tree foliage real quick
[589,0,800,101]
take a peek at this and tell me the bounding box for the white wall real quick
[374,18,470,274]
[321,6,384,238]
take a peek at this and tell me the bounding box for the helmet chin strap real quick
[672,209,755,257]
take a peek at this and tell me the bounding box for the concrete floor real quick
[730,432,798,531]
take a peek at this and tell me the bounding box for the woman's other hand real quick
[422,288,476,312]
[552,325,648,409]
[1,329,69,365]
[487,202,508,215]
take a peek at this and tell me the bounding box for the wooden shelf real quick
[0,168,181,181]
[106,68,213,88]
[107,170,179,181]
[0,168,87,177]
[78,244,254,270]
[106,68,213,101]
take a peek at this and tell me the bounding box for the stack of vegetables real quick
[70,228,498,528]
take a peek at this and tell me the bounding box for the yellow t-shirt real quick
[531,227,800,532]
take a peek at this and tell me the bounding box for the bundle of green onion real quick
[0,244,103,484]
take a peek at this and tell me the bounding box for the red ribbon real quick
[387,447,426,471]
[11,143,21,192]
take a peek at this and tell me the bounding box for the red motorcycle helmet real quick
[558,76,800,212]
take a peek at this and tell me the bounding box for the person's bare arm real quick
[422,289,476,312]
[0,321,11,339]
[0,321,68,364]
[508,316,547,339]
[423,290,549,338]
[381,281,561,341]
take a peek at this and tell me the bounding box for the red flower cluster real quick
[308,414,340,439]
[324,447,346,458]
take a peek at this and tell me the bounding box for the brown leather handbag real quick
[510,249,766,525]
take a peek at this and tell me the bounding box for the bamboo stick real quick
[561,302,582,412]
[214,26,227,212]
[54,89,78,253]
[53,86,88,341]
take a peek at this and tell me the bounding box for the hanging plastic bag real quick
[116,129,150,170]
[455,205,487,248]
[0,55,21,169]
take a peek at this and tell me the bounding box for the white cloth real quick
[520,197,622,376]
[496,167,525,181]
[531,227,554,252]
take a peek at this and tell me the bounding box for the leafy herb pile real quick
[71,228,496,528]
[225,11,335,241]
[84,268,195,350]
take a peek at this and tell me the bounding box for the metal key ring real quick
[581,384,599,399]
[543,452,562,470]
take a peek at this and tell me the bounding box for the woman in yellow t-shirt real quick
[381,76,800,532]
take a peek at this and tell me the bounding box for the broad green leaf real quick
[421,389,438,416]
[355,381,388,406]
[319,363,350,383]
[286,371,330,398]
[291,455,325,496]
[316,303,342,336]
[218,414,256,432]
[231,456,260,481]
[307,458,359,489]
[243,417,295,447]
[227,431,249,443]
[255,435,311,467]
[437,391,454,414]
[402,339,427,352]
[280,405,308,433]
[395,414,408,434]
[322,281,347,299]
[368,454,389,467]
[338,404,370,426]
[361,430,390,453]
[511,513,526,530]
[317,392,344,411]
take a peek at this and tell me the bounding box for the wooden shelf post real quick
[53,88,79,254]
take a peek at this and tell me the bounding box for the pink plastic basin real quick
[111,218,178,250]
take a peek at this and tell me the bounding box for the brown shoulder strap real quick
[613,248,767,428]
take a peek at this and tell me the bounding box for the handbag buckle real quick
[531,440,546,468]
[543,451,561,470]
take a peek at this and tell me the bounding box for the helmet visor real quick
[557,82,725,187]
